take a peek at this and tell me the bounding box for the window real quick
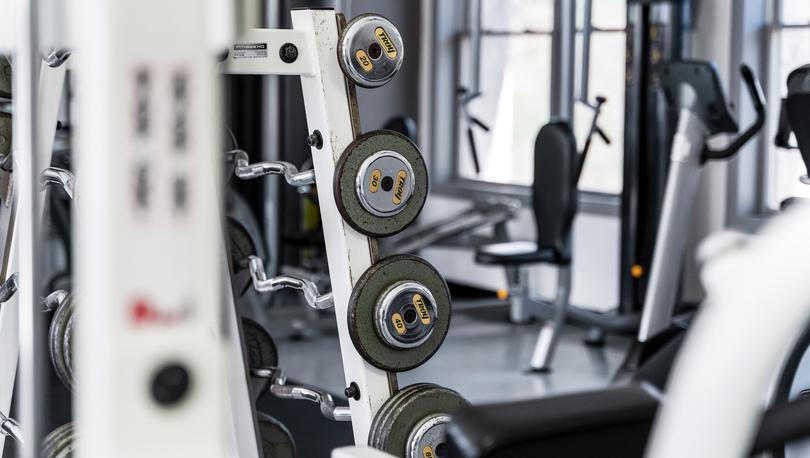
[455,0,627,195]
[765,0,810,209]
[573,0,626,194]
[456,0,554,186]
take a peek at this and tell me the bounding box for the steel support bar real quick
[638,109,707,342]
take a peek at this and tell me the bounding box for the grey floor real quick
[257,300,632,405]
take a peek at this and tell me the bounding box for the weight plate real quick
[369,384,468,458]
[48,294,74,392]
[227,190,267,296]
[335,131,428,238]
[242,317,279,399]
[0,115,10,157]
[64,305,76,386]
[258,412,297,458]
[348,255,451,372]
[42,423,76,458]
[368,383,434,448]
[0,56,10,99]
[338,14,404,88]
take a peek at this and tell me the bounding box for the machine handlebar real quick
[703,64,767,161]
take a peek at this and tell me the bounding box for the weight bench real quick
[446,383,810,458]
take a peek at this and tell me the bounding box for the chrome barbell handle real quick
[0,411,22,444]
[41,167,75,200]
[251,367,351,422]
[228,149,315,188]
[42,289,69,313]
[248,256,334,310]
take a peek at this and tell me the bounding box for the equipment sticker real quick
[375,27,398,59]
[423,446,435,458]
[392,313,406,335]
[355,50,373,72]
[392,170,407,205]
[233,43,268,59]
[413,294,431,324]
[369,169,381,192]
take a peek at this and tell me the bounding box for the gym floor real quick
[255,299,630,456]
[261,299,631,404]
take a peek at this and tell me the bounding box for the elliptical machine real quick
[616,61,766,386]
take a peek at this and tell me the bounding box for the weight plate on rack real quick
[227,190,268,296]
[335,131,428,238]
[258,412,297,458]
[48,293,74,392]
[42,422,76,458]
[64,305,76,384]
[369,383,468,458]
[338,14,404,88]
[348,255,450,372]
[242,317,279,399]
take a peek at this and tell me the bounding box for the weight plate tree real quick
[334,130,428,238]
[369,383,468,458]
[348,255,451,372]
[338,14,404,88]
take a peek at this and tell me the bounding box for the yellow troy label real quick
[391,313,406,335]
[423,446,435,458]
[413,294,431,325]
[355,50,374,72]
[375,27,398,59]
[392,170,407,205]
[369,169,381,193]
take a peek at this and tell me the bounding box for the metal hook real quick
[248,256,333,310]
[251,367,351,422]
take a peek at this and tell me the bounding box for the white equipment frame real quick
[648,204,810,457]
[222,9,396,444]
[70,0,233,456]
[8,5,396,455]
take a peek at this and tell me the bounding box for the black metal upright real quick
[620,0,690,314]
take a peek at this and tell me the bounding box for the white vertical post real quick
[14,0,46,452]
[0,189,17,457]
[72,0,229,455]
[292,9,394,444]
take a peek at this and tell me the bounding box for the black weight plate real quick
[242,317,279,398]
[42,423,75,458]
[63,304,76,391]
[48,295,74,391]
[368,383,434,448]
[369,384,468,457]
[348,255,451,372]
[258,413,296,458]
[226,190,267,296]
[334,130,428,238]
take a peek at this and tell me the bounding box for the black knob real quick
[280,43,299,64]
[151,363,191,407]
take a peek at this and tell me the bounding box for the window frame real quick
[726,0,810,231]
[420,0,622,216]
[761,0,810,211]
